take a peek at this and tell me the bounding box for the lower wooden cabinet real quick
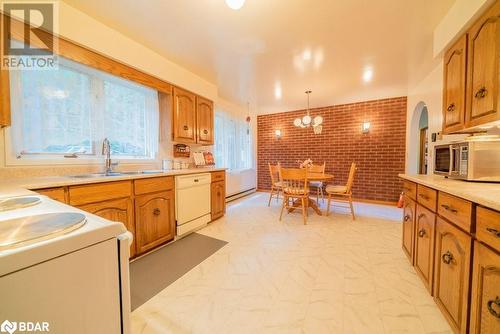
[402,196,416,263]
[470,241,500,334]
[434,217,472,334]
[414,204,436,294]
[36,187,68,203]
[135,190,175,255]
[78,198,136,258]
[211,180,225,221]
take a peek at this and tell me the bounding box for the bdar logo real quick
[0,320,17,334]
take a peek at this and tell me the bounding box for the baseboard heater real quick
[226,188,256,203]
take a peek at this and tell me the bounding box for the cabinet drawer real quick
[36,187,67,203]
[403,180,417,201]
[477,207,500,252]
[470,241,500,334]
[69,181,132,206]
[417,184,437,212]
[211,171,225,182]
[437,192,472,232]
[134,176,174,195]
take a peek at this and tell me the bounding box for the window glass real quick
[9,49,158,160]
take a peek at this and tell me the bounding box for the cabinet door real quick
[402,196,416,264]
[466,1,500,128]
[196,96,214,145]
[415,204,436,294]
[78,198,136,258]
[135,190,175,255]
[211,180,225,221]
[443,35,467,133]
[434,217,472,334]
[470,241,500,334]
[173,87,196,143]
[36,187,68,203]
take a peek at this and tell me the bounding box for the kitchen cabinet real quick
[211,181,225,221]
[434,216,471,334]
[465,0,500,128]
[196,96,214,145]
[414,204,436,294]
[210,171,226,221]
[36,187,68,203]
[134,190,175,254]
[443,35,468,133]
[402,195,416,264]
[0,68,10,128]
[173,87,197,143]
[470,241,500,334]
[78,198,136,258]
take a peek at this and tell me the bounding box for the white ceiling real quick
[63,0,454,113]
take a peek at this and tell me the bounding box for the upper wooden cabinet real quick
[442,0,500,133]
[466,0,500,128]
[443,35,468,133]
[196,96,214,145]
[172,86,214,145]
[173,87,197,143]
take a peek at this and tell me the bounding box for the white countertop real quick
[0,167,227,194]
[399,174,500,212]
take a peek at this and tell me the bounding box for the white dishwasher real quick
[175,173,212,237]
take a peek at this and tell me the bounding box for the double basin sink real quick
[69,170,164,179]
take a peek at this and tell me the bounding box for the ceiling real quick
[63,0,455,114]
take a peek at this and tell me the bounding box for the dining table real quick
[288,172,334,216]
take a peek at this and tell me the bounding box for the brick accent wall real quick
[257,96,407,203]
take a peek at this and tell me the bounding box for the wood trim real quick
[2,13,173,93]
[0,68,10,127]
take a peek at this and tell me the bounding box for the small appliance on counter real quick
[434,135,500,182]
[193,151,215,167]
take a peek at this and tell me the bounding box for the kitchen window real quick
[214,110,253,170]
[7,52,159,162]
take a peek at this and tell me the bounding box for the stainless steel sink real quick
[69,172,123,178]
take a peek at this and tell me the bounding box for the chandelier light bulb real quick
[293,118,302,127]
[313,115,323,126]
[225,0,245,10]
[302,115,312,125]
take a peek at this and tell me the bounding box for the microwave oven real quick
[434,138,500,182]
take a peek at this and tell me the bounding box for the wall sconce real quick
[275,129,282,139]
[362,122,371,133]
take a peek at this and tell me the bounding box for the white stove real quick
[0,194,131,334]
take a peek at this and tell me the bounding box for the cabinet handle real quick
[153,208,161,216]
[404,215,410,222]
[440,204,458,213]
[203,129,208,134]
[418,229,426,237]
[418,193,429,200]
[487,296,500,318]
[441,251,454,264]
[474,86,487,99]
[183,125,189,131]
[418,213,425,219]
[486,227,500,238]
[194,179,199,183]
[446,103,455,112]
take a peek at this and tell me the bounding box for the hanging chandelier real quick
[293,90,323,134]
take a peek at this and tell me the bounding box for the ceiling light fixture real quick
[363,68,373,83]
[293,90,323,134]
[225,0,245,10]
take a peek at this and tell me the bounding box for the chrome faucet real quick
[102,138,112,175]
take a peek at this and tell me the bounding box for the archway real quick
[408,102,429,174]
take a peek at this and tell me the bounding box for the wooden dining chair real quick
[279,168,309,224]
[307,162,326,203]
[325,162,357,220]
[267,162,283,206]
